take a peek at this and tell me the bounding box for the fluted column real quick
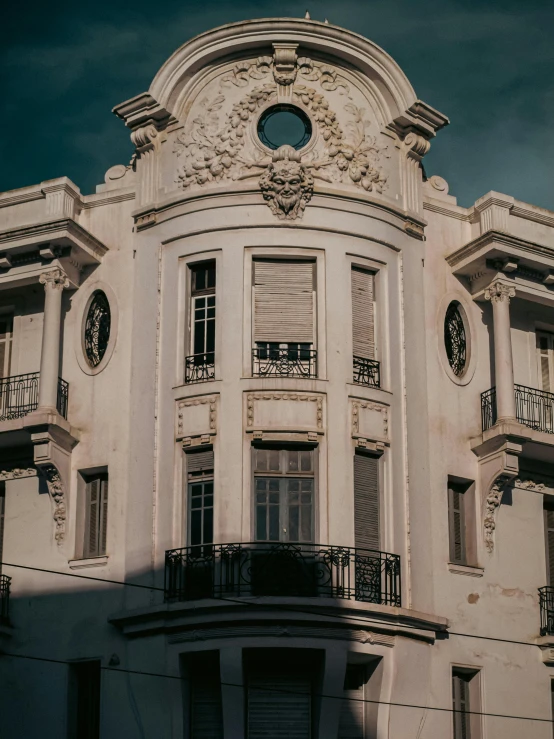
[38,268,69,412]
[485,280,516,422]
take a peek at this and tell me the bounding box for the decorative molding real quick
[484,280,515,304]
[247,392,323,430]
[168,624,395,646]
[404,132,431,159]
[176,395,217,439]
[259,146,313,220]
[39,267,69,291]
[513,477,546,492]
[447,563,484,578]
[351,400,389,438]
[40,464,66,545]
[427,175,449,194]
[272,43,298,86]
[131,124,160,154]
[484,478,507,552]
[0,468,36,481]
[0,218,108,261]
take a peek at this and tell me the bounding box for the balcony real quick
[164,542,401,606]
[0,373,68,421]
[0,574,10,624]
[185,353,215,384]
[252,345,317,379]
[482,385,554,434]
[540,587,554,636]
[353,356,380,388]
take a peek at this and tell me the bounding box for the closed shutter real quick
[191,679,223,739]
[538,333,552,392]
[452,673,470,739]
[338,666,364,739]
[448,484,466,564]
[351,268,375,359]
[99,478,108,556]
[546,509,554,587]
[86,478,100,558]
[353,453,380,551]
[253,261,315,343]
[248,674,311,739]
[0,483,4,570]
[187,448,214,474]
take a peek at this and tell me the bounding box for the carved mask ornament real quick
[259,146,314,220]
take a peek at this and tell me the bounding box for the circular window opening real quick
[84,291,111,368]
[444,301,467,377]
[257,105,312,151]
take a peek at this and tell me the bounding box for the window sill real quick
[447,562,484,577]
[69,556,109,570]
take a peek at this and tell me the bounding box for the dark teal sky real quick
[3,0,553,208]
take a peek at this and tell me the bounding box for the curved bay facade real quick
[0,16,553,739]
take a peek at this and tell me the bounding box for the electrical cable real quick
[0,650,552,724]
[0,559,546,649]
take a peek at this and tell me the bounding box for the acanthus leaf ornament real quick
[484,280,516,303]
[41,464,67,545]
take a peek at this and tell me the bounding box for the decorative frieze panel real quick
[176,395,218,445]
[350,398,389,449]
[246,392,324,438]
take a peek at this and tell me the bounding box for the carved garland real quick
[351,401,389,438]
[0,467,36,480]
[41,464,66,545]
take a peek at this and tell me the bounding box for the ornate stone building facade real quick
[0,16,553,739]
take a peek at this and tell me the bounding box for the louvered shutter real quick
[353,453,380,551]
[191,678,223,739]
[86,478,100,558]
[452,673,470,739]
[538,334,552,392]
[0,483,4,568]
[546,509,554,587]
[338,666,364,739]
[187,448,214,475]
[248,674,311,739]
[99,478,108,556]
[253,261,315,343]
[351,268,375,359]
[448,484,466,564]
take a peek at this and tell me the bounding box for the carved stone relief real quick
[246,392,324,434]
[176,395,218,443]
[351,399,389,445]
[40,464,66,545]
[0,468,36,480]
[259,146,313,219]
[173,46,390,216]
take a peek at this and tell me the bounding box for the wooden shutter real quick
[253,261,315,343]
[538,333,553,392]
[248,674,311,739]
[452,673,470,739]
[187,449,214,475]
[86,478,100,558]
[338,666,364,739]
[353,453,380,551]
[191,678,223,739]
[546,509,554,587]
[99,478,108,556]
[351,268,375,359]
[448,484,466,564]
[0,483,4,569]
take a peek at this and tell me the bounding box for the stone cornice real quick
[447,230,554,270]
[0,218,108,263]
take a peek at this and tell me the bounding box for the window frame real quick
[447,477,477,567]
[189,260,216,362]
[251,445,318,544]
[186,449,215,549]
[83,473,109,559]
[451,667,482,739]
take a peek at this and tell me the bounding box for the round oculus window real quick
[444,301,467,377]
[257,105,312,151]
[84,291,111,368]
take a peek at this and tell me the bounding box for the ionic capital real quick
[404,132,431,158]
[484,280,515,304]
[39,267,69,291]
[131,124,159,152]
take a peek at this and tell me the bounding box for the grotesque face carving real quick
[259,146,314,220]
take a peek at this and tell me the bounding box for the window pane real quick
[256,504,267,541]
[300,451,312,472]
[288,450,299,472]
[268,449,280,471]
[289,505,299,541]
[191,510,202,546]
[255,450,268,472]
[203,508,213,545]
[268,502,280,541]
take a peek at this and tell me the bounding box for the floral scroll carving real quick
[41,464,66,545]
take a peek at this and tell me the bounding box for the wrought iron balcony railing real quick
[252,345,317,379]
[539,586,554,635]
[165,542,401,607]
[185,353,215,384]
[0,373,68,421]
[481,385,554,434]
[353,356,380,388]
[0,574,11,624]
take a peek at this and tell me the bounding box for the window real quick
[452,668,481,739]
[84,474,108,558]
[84,292,111,368]
[187,261,216,383]
[0,313,13,379]
[69,660,101,739]
[338,665,365,739]
[0,482,4,570]
[252,260,316,378]
[353,452,380,551]
[444,302,467,377]
[551,680,554,739]
[352,268,379,387]
[253,447,315,543]
[189,652,223,739]
[545,503,554,587]
[448,479,476,566]
[187,448,214,549]
[537,332,554,392]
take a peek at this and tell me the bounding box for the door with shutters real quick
[338,665,365,739]
[536,332,554,429]
[0,482,4,574]
[247,673,312,739]
[545,506,554,588]
[84,474,108,558]
[353,452,380,552]
[351,268,375,360]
